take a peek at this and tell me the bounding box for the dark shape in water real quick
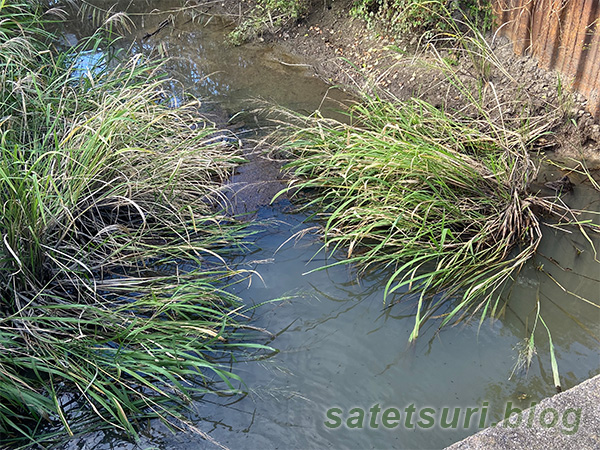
[544,175,574,193]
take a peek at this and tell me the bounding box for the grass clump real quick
[0,1,268,446]
[351,0,494,37]
[229,0,308,45]
[271,96,595,344]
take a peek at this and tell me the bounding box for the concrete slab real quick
[446,374,600,450]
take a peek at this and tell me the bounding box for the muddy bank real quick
[206,0,600,172]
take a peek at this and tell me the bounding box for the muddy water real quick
[92,1,351,118]
[63,3,599,449]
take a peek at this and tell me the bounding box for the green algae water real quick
[60,3,599,448]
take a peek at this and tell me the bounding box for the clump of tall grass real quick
[228,0,307,45]
[269,0,599,389]
[0,2,268,446]
[271,95,596,345]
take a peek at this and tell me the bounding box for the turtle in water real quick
[544,175,574,194]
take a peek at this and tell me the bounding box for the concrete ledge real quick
[446,374,600,450]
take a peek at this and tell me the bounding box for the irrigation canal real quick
[63,2,600,448]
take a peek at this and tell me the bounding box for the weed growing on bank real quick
[350,0,494,36]
[0,1,268,446]
[269,92,598,387]
[265,0,599,390]
[229,0,308,44]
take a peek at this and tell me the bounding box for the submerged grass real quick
[270,95,598,352]
[0,1,268,446]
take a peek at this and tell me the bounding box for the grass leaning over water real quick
[270,96,599,349]
[0,2,270,446]
[267,1,599,389]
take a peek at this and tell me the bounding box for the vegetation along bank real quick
[223,0,600,393]
[0,0,598,447]
[0,1,273,447]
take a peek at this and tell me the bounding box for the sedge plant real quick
[269,0,599,389]
[269,95,598,381]
[0,1,269,446]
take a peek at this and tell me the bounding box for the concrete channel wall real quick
[446,374,600,449]
[492,0,600,118]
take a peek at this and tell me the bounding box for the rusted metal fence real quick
[492,0,600,118]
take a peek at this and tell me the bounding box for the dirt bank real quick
[207,0,600,175]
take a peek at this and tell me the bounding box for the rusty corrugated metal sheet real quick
[492,0,600,118]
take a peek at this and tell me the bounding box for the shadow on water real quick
[60,2,599,449]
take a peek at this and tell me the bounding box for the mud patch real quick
[212,0,600,172]
[224,148,289,218]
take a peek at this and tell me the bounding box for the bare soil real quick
[206,0,600,175]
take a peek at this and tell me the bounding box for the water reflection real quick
[67,49,105,79]
[124,206,595,449]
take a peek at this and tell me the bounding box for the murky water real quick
[67,0,349,118]
[62,2,599,449]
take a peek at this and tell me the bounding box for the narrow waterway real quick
[62,3,600,449]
